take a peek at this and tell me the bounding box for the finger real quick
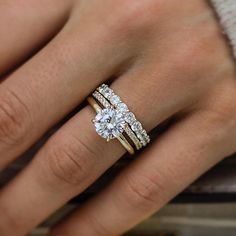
[0,106,125,235]
[0,0,72,75]
[0,11,133,169]
[0,63,192,235]
[51,90,236,236]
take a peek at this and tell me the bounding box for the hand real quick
[0,0,235,235]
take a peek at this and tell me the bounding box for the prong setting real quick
[94,107,126,140]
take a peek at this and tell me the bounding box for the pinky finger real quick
[50,105,236,236]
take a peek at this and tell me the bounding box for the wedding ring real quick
[97,84,150,146]
[92,91,142,150]
[87,84,150,154]
[87,96,135,154]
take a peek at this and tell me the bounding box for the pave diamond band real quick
[87,84,150,154]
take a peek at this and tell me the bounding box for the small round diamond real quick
[142,130,147,136]
[94,108,125,140]
[131,121,142,132]
[117,103,128,113]
[110,95,121,105]
[125,112,136,124]
[137,132,144,140]
[98,84,107,93]
[103,88,113,98]
[100,84,107,89]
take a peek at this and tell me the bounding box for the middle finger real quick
[0,13,132,169]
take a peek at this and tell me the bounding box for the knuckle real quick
[208,97,236,132]
[170,33,222,86]
[108,0,160,33]
[0,88,31,145]
[195,89,236,147]
[45,134,95,186]
[173,22,216,63]
[176,36,208,70]
[124,171,165,209]
[177,28,226,76]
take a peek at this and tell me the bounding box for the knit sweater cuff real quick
[211,0,236,58]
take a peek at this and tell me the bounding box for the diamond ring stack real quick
[87,84,150,154]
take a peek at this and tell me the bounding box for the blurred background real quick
[31,203,236,236]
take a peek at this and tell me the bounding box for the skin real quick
[0,0,235,235]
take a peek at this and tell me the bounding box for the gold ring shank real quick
[87,96,135,155]
[87,96,102,113]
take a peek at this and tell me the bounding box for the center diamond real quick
[94,107,126,140]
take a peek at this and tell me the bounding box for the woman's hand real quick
[0,0,235,235]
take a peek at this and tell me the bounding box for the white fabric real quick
[211,0,236,58]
